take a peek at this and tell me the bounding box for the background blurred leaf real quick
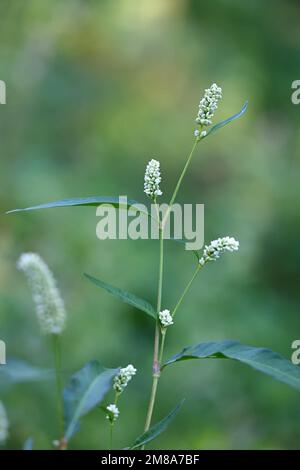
[63,360,119,441]
[0,359,53,385]
[23,437,33,450]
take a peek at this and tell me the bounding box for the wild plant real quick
[4,84,300,450]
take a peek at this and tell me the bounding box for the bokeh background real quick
[1,0,300,450]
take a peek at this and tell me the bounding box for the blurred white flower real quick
[199,236,239,266]
[106,404,119,422]
[195,83,222,127]
[17,253,66,335]
[144,159,162,199]
[113,364,137,394]
[0,401,9,445]
[159,309,173,328]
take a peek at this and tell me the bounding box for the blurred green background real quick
[1,0,300,450]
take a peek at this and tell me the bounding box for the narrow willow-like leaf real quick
[204,101,248,139]
[23,437,33,450]
[6,196,147,215]
[84,273,157,320]
[128,399,185,449]
[0,359,53,384]
[63,361,119,441]
[164,340,300,391]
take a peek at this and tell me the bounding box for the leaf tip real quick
[6,208,19,214]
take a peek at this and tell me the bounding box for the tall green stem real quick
[143,138,200,440]
[144,227,164,434]
[52,334,64,438]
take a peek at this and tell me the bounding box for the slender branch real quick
[157,265,201,369]
[108,393,119,450]
[156,227,164,314]
[158,330,166,365]
[109,424,113,450]
[173,264,202,318]
[162,139,198,228]
[154,265,201,383]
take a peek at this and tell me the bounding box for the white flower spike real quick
[106,404,119,423]
[0,401,9,445]
[113,364,137,394]
[144,159,162,199]
[17,253,66,335]
[194,83,222,136]
[199,236,239,266]
[159,309,173,328]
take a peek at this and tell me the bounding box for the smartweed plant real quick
[4,84,300,450]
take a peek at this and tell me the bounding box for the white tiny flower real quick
[159,309,173,328]
[17,253,66,335]
[194,129,207,139]
[144,159,162,199]
[199,236,239,266]
[113,364,137,394]
[195,83,222,127]
[0,401,9,445]
[106,404,119,422]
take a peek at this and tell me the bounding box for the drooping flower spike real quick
[113,364,137,394]
[199,236,239,266]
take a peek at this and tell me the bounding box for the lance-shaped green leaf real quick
[84,273,157,320]
[63,360,119,441]
[203,101,248,139]
[164,340,300,391]
[128,399,185,449]
[6,196,149,216]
